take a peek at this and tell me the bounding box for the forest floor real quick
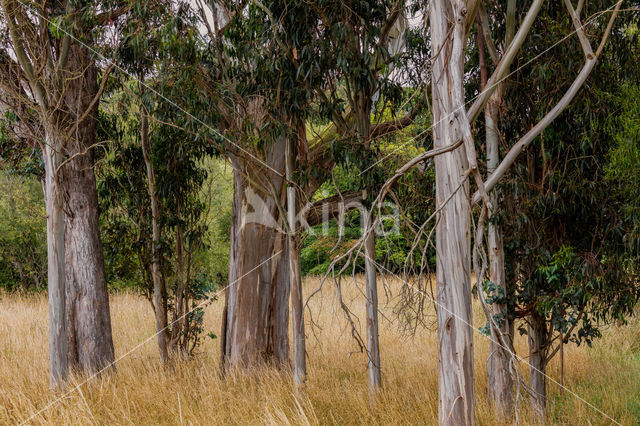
[1,276,639,425]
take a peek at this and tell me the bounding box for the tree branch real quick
[472,0,622,204]
[467,0,545,124]
[304,191,364,227]
[369,100,423,139]
[94,5,131,25]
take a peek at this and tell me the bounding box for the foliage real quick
[481,2,640,360]
[97,70,220,352]
[0,173,46,291]
[606,83,640,253]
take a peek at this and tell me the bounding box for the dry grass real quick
[0,276,638,425]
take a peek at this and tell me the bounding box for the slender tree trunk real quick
[220,143,290,371]
[43,138,67,388]
[485,94,514,418]
[364,217,381,392]
[63,45,114,375]
[139,79,169,363]
[529,313,548,420]
[431,0,475,423]
[355,74,382,394]
[171,204,186,353]
[477,1,515,416]
[286,135,306,387]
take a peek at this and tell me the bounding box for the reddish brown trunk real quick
[63,43,114,373]
[529,313,549,420]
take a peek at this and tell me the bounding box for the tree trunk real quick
[221,142,290,371]
[63,44,114,375]
[43,138,67,388]
[529,313,548,420]
[286,136,306,386]
[63,138,115,373]
[364,219,381,392]
[139,79,170,364]
[485,95,514,418]
[170,204,187,354]
[477,2,515,416]
[431,0,475,423]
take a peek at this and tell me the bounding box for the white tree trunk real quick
[43,138,67,387]
[485,94,513,417]
[431,0,475,422]
[286,136,306,387]
[364,219,381,392]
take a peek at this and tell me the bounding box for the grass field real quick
[1,276,639,425]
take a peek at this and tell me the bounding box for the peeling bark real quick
[63,44,114,376]
[43,136,67,387]
[430,0,475,425]
[430,0,475,422]
[221,140,291,370]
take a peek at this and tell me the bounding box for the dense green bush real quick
[300,210,431,277]
[0,173,46,291]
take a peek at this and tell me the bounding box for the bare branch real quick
[563,0,594,58]
[304,191,364,227]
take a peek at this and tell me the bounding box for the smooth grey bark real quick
[221,141,291,370]
[485,94,513,416]
[467,0,545,124]
[364,220,381,392]
[472,0,623,205]
[431,0,475,422]
[2,0,67,387]
[43,136,67,387]
[480,22,514,415]
[286,135,306,387]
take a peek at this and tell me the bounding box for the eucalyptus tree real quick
[0,0,130,385]
[303,0,420,392]
[102,1,219,361]
[491,4,640,416]
[474,0,518,416]
[196,0,321,374]
[98,73,218,359]
[195,1,420,385]
[360,0,625,422]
